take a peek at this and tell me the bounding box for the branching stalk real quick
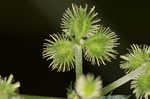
[75,44,83,79]
[99,63,148,96]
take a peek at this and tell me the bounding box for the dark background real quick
[0,0,150,98]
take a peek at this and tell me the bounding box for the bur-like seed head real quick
[75,74,102,99]
[121,44,150,99]
[0,74,20,94]
[61,4,100,41]
[131,72,150,99]
[43,34,75,72]
[84,27,119,65]
[120,44,150,73]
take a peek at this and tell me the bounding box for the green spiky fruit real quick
[75,74,102,99]
[0,74,20,93]
[61,4,100,41]
[43,34,75,72]
[131,72,150,99]
[84,27,119,65]
[120,44,150,73]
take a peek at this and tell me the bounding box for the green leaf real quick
[100,95,129,99]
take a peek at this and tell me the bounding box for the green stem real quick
[100,63,148,96]
[75,44,83,79]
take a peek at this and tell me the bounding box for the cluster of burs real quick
[42,4,150,99]
[0,4,149,99]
